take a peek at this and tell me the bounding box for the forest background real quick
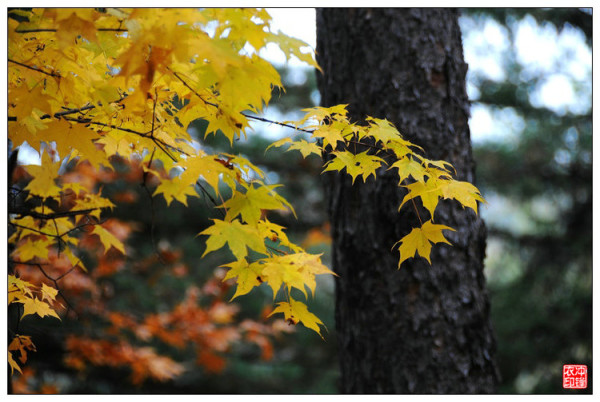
[5,7,592,394]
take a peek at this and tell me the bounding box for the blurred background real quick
[10,8,591,394]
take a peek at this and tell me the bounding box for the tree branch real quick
[9,208,99,220]
[8,58,61,78]
[14,27,128,33]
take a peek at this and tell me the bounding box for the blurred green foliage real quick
[462,8,592,394]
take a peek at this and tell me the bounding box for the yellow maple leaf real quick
[389,156,428,184]
[9,83,53,121]
[222,184,293,225]
[268,297,326,338]
[253,252,334,299]
[178,152,237,196]
[438,179,486,214]
[21,297,61,320]
[153,178,198,207]
[92,225,125,254]
[199,219,267,260]
[24,152,62,200]
[265,137,293,152]
[288,139,321,158]
[13,237,53,262]
[8,351,22,375]
[366,117,404,144]
[221,259,264,301]
[267,32,321,71]
[72,192,115,219]
[297,104,348,127]
[394,220,455,267]
[260,257,308,298]
[323,150,386,184]
[40,283,59,304]
[44,8,98,47]
[8,275,35,304]
[266,138,321,159]
[257,220,303,253]
[312,121,351,148]
[399,177,445,217]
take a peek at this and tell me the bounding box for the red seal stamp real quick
[563,364,587,389]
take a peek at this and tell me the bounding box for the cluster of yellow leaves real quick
[9,275,61,321]
[8,8,485,380]
[272,105,486,267]
[8,274,55,375]
[8,7,330,375]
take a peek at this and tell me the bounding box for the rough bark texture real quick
[316,8,499,393]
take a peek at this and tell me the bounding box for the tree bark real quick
[316,8,499,393]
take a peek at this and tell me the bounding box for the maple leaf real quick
[438,179,486,214]
[72,192,115,219]
[8,351,22,375]
[36,120,108,168]
[9,84,53,121]
[384,138,424,159]
[13,236,54,262]
[24,152,62,200]
[257,220,303,253]
[389,156,428,183]
[21,297,61,320]
[394,220,455,267]
[9,335,36,366]
[296,104,348,127]
[267,138,321,158]
[154,178,199,207]
[288,139,322,158]
[255,252,335,299]
[222,184,294,225]
[8,275,35,304]
[267,32,321,71]
[40,283,59,304]
[199,219,268,260]
[177,152,238,196]
[45,8,98,47]
[312,121,352,148]
[221,259,264,300]
[323,150,386,184]
[92,224,126,254]
[265,137,293,152]
[366,117,404,144]
[268,297,326,338]
[399,176,445,217]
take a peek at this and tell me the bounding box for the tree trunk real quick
[316,8,499,393]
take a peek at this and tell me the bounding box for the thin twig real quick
[34,263,78,319]
[141,149,167,265]
[8,58,61,78]
[9,208,99,220]
[60,116,183,160]
[14,27,127,33]
[241,113,313,134]
[167,68,218,108]
[196,180,226,219]
[9,95,127,122]
[410,197,423,226]
[169,67,316,135]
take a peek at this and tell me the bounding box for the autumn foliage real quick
[8,8,484,389]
